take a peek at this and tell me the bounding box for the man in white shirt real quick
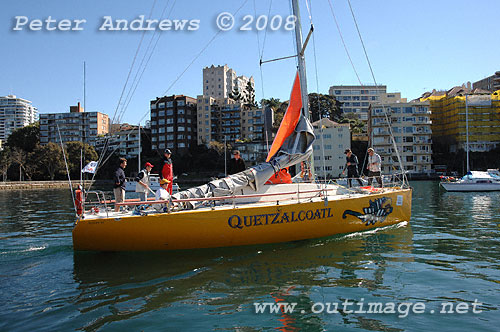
[154,178,171,212]
[135,162,154,201]
[366,148,383,187]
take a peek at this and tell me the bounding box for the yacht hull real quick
[440,182,500,192]
[73,188,412,251]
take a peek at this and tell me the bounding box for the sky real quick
[1,0,499,125]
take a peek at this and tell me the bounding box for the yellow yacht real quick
[72,0,412,251]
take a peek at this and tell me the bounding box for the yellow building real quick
[422,87,500,152]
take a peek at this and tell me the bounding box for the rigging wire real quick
[346,0,407,186]
[93,0,161,187]
[160,0,251,98]
[326,0,362,85]
[119,0,177,123]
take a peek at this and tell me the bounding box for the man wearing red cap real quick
[135,162,154,201]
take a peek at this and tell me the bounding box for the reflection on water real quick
[0,183,499,331]
[72,224,413,331]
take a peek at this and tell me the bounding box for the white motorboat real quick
[125,174,179,193]
[440,170,500,192]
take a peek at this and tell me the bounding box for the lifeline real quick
[228,208,334,229]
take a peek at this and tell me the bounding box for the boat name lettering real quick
[227,208,333,229]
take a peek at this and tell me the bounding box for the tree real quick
[65,141,98,178]
[228,87,241,102]
[243,81,258,109]
[339,115,365,133]
[6,122,40,152]
[308,93,341,122]
[261,98,281,111]
[32,143,65,180]
[10,147,33,180]
[0,148,12,181]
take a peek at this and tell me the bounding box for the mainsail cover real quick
[172,71,315,209]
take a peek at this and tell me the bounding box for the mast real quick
[138,124,141,172]
[465,95,470,173]
[291,0,314,180]
[291,0,309,118]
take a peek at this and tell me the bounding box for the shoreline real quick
[0,180,97,191]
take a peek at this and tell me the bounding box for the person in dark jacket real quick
[342,149,363,187]
[113,157,127,212]
[228,150,246,175]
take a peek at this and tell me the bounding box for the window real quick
[177,100,185,106]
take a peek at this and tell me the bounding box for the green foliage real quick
[339,115,365,133]
[32,143,65,180]
[65,141,98,178]
[0,148,12,181]
[309,93,341,122]
[6,122,40,152]
[228,87,241,102]
[244,81,258,109]
[260,98,282,111]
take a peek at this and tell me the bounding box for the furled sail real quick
[172,72,315,209]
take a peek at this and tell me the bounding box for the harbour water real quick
[0,181,499,331]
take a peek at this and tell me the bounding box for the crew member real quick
[135,162,154,201]
[161,149,174,194]
[342,149,363,187]
[113,157,127,212]
[366,147,383,187]
[229,150,246,175]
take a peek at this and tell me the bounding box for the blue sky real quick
[1,0,498,125]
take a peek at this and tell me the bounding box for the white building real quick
[369,97,433,176]
[0,95,38,143]
[94,124,141,159]
[312,118,351,178]
[203,64,255,100]
[328,85,404,121]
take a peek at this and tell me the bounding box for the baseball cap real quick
[160,178,170,185]
[145,162,154,168]
[164,149,172,154]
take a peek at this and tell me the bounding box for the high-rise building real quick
[0,95,38,143]
[150,95,197,153]
[39,102,109,145]
[196,96,271,145]
[422,86,500,152]
[369,96,433,175]
[203,64,255,100]
[311,118,351,178]
[473,71,500,92]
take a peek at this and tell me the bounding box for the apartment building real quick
[369,98,433,175]
[473,71,500,92]
[311,118,351,178]
[39,102,109,145]
[196,96,271,145]
[94,124,151,163]
[203,64,255,100]
[422,86,500,152]
[150,95,197,154]
[0,95,38,143]
[328,85,390,121]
